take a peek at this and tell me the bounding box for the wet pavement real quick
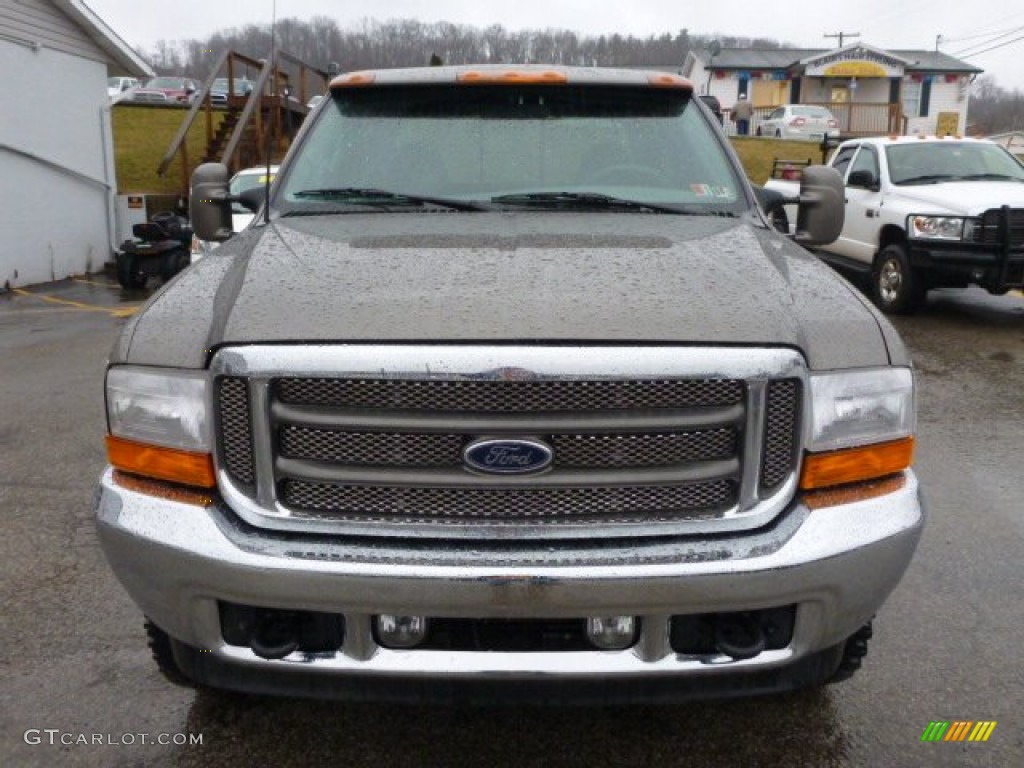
[0,276,1021,767]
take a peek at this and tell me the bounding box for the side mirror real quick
[794,166,844,246]
[237,186,267,213]
[754,186,792,234]
[847,169,879,191]
[190,163,233,241]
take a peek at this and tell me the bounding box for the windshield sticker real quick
[691,184,734,198]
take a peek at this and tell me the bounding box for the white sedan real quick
[756,105,839,141]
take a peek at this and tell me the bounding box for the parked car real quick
[132,76,198,105]
[107,76,140,99]
[210,78,254,106]
[757,105,839,141]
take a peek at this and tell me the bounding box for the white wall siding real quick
[931,80,968,135]
[0,0,107,63]
[1,40,114,287]
[1,152,109,285]
[905,80,967,136]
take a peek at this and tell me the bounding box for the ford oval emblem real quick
[463,438,554,475]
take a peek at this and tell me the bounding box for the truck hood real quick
[117,213,894,371]
[893,181,1024,215]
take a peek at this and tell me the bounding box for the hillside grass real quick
[110,109,828,193]
[731,136,829,186]
[112,105,225,195]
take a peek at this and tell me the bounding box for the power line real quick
[952,26,1024,57]
[955,33,1024,58]
[944,25,1024,44]
[941,10,1024,43]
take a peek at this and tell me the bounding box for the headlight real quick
[105,367,214,487]
[909,215,967,241]
[807,368,914,451]
[801,368,915,490]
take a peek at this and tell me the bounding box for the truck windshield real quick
[887,142,1024,185]
[274,84,746,214]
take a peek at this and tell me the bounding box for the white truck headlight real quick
[802,368,915,490]
[910,215,967,241]
[105,367,214,487]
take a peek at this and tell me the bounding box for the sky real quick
[85,0,1024,92]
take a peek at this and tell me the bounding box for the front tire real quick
[872,244,925,314]
[827,622,873,684]
[145,619,195,688]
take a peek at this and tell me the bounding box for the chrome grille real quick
[275,377,743,411]
[278,426,737,469]
[282,481,737,523]
[217,378,254,485]
[761,380,800,491]
[212,346,806,540]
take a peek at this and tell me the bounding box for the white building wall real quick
[852,79,889,103]
[933,79,968,134]
[709,77,741,107]
[1,41,115,288]
[903,78,969,136]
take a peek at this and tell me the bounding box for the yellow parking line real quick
[73,277,120,289]
[12,288,140,317]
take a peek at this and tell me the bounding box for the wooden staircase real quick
[201,109,240,164]
[158,50,329,194]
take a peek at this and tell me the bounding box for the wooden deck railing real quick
[725,102,906,138]
[157,50,329,194]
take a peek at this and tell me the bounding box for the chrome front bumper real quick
[95,468,924,697]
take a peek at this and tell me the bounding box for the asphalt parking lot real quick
[1,274,1022,767]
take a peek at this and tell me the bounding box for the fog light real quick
[376,615,428,648]
[586,616,636,650]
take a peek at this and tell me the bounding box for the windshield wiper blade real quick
[956,173,1024,183]
[490,192,687,214]
[895,174,955,185]
[293,187,486,211]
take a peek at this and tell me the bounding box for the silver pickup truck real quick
[96,65,923,703]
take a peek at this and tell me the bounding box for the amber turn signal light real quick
[799,437,914,491]
[457,70,568,85]
[106,435,216,489]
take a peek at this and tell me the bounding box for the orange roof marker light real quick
[647,73,692,89]
[457,70,568,85]
[331,71,377,88]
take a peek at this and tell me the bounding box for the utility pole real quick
[935,34,943,53]
[824,31,860,48]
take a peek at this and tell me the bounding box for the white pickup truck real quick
[765,136,1024,313]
